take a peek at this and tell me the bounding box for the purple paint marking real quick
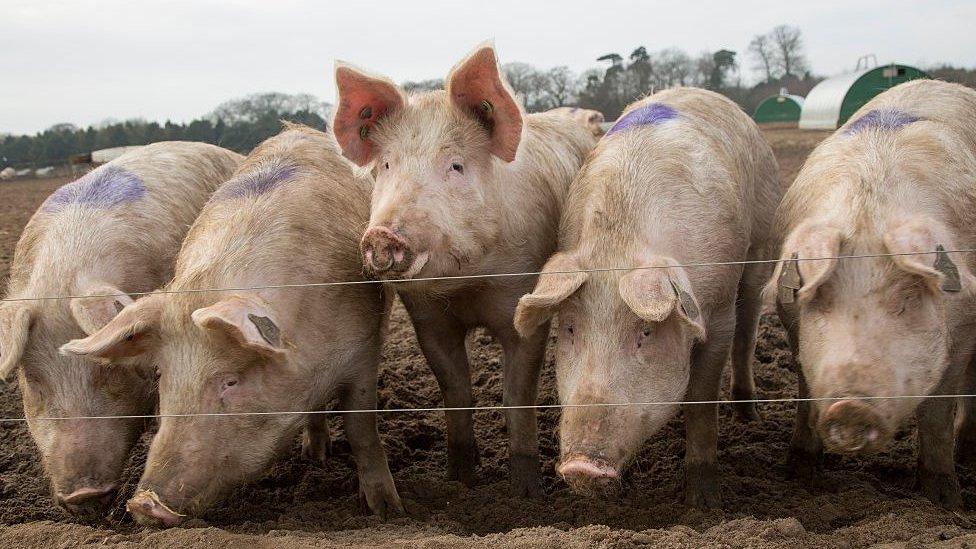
[844,108,920,135]
[42,165,146,212]
[606,103,679,136]
[215,161,299,200]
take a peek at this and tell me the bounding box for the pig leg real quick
[301,414,332,465]
[683,307,735,509]
[916,396,962,509]
[404,299,479,485]
[955,357,976,465]
[729,258,769,422]
[497,323,547,498]
[780,304,824,484]
[339,363,404,519]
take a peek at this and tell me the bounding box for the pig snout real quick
[819,399,887,454]
[126,490,185,528]
[557,455,622,497]
[55,483,118,517]
[361,226,416,277]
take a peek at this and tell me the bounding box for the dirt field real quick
[4,129,976,548]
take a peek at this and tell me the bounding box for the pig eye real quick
[637,325,653,349]
[450,162,464,174]
[384,162,389,170]
[221,378,239,393]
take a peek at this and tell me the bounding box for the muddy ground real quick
[4,129,976,548]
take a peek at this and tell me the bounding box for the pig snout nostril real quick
[126,490,185,527]
[362,227,414,275]
[558,458,622,498]
[822,399,885,454]
[56,484,119,516]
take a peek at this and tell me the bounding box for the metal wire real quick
[2,393,974,423]
[1,247,973,423]
[1,248,973,304]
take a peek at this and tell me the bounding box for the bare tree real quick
[654,48,694,88]
[402,78,444,94]
[543,66,576,107]
[210,92,328,123]
[769,24,808,77]
[748,33,776,82]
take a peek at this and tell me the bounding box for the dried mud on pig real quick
[3,131,976,548]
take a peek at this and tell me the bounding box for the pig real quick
[513,88,782,507]
[61,124,402,526]
[764,79,976,509]
[331,42,596,496]
[548,106,606,137]
[0,142,242,518]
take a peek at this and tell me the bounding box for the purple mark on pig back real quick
[42,165,146,212]
[215,161,298,200]
[844,108,920,135]
[606,103,679,136]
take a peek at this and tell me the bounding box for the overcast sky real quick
[2,0,974,135]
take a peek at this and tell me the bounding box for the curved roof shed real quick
[799,63,929,130]
[754,91,805,125]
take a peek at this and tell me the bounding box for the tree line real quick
[4,25,975,170]
[1,93,329,170]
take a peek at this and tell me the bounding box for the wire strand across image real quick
[2,393,975,423]
[1,248,973,304]
[1,247,974,423]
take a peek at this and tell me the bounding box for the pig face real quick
[332,43,524,280]
[60,294,304,526]
[514,252,705,495]
[0,288,153,519]
[773,219,975,454]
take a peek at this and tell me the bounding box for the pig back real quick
[776,80,976,243]
[560,88,780,260]
[7,142,243,298]
[173,126,381,342]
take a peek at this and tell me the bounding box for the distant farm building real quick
[799,61,929,130]
[753,88,805,126]
[70,146,145,168]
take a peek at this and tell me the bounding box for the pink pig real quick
[332,42,596,495]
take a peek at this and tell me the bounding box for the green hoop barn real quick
[753,92,805,125]
[798,63,929,130]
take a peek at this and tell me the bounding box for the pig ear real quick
[619,261,706,341]
[884,218,974,293]
[0,305,32,381]
[446,42,524,162]
[333,62,406,167]
[514,252,587,337]
[69,282,135,336]
[192,296,286,360]
[60,297,162,361]
[765,223,843,307]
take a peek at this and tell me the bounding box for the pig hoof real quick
[358,479,405,520]
[446,443,479,486]
[301,429,332,465]
[509,453,542,498]
[786,445,824,486]
[917,468,963,510]
[684,462,722,509]
[732,401,761,423]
